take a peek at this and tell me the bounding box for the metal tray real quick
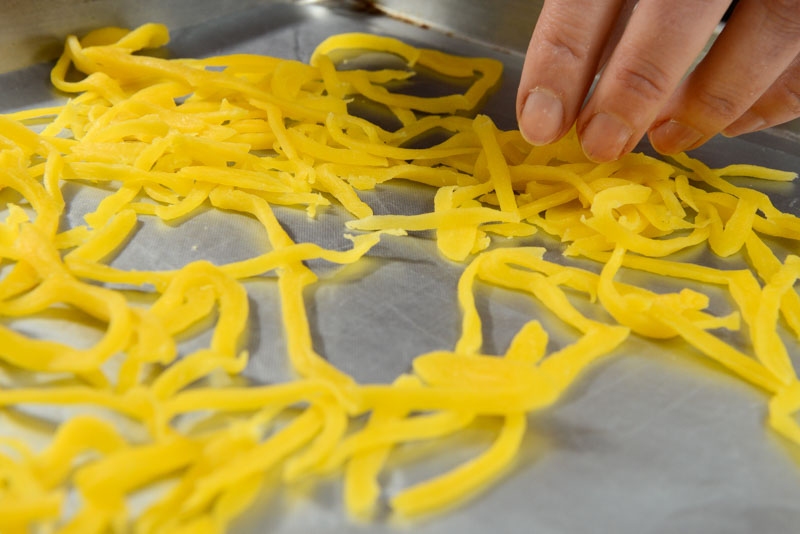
[2,2,800,533]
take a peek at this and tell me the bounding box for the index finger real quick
[516,0,625,146]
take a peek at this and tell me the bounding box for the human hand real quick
[516,0,800,162]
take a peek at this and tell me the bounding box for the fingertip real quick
[519,87,565,146]
[721,111,768,138]
[648,119,704,155]
[578,111,634,162]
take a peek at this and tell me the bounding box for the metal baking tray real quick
[2,1,800,532]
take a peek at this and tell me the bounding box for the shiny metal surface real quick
[0,0,293,74]
[370,0,545,54]
[2,2,800,533]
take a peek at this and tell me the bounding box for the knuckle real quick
[756,62,800,118]
[534,8,596,65]
[779,76,800,113]
[539,30,590,64]
[693,85,742,122]
[612,57,672,103]
[761,0,800,35]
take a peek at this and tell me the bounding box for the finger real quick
[576,0,732,162]
[516,0,625,146]
[649,0,800,154]
[596,0,639,74]
[722,51,800,136]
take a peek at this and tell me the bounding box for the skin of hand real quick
[515,0,800,162]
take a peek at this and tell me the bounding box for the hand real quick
[515,0,800,161]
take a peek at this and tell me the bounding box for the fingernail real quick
[722,112,768,137]
[579,112,633,162]
[520,88,564,145]
[649,120,703,154]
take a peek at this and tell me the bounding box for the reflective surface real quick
[371,0,545,55]
[0,0,291,74]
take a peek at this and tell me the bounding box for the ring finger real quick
[648,0,800,154]
[722,51,800,137]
